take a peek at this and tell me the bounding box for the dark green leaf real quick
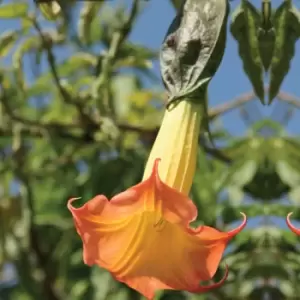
[230,1,265,104]
[269,1,299,103]
[160,0,229,105]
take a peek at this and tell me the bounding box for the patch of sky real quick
[0,263,18,289]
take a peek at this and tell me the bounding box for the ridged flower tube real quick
[142,100,202,194]
[68,99,246,300]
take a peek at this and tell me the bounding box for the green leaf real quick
[35,213,72,229]
[84,4,127,47]
[78,2,104,45]
[269,0,299,103]
[169,0,182,11]
[245,264,290,280]
[226,159,258,187]
[25,80,52,98]
[160,0,229,104]
[33,52,97,88]
[0,3,28,18]
[111,75,139,120]
[58,53,97,76]
[257,0,276,71]
[258,28,275,71]
[0,31,18,57]
[21,17,32,34]
[115,43,157,72]
[222,137,250,159]
[12,36,42,92]
[91,268,113,300]
[69,280,89,298]
[227,185,244,206]
[230,1,265,104]
[239,280,255,297]
[243,137,291,200]
[244,163,289,200]
[289,186,300,205]
[38,2,61,20]
[280,280,295,297]
[276,160,300,187]
[289,5,300,36]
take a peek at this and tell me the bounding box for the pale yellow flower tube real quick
[142,99,204,196]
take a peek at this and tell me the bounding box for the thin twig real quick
[277,91,300,108]
[92,0,140,111]
[30,17,96,128]
[0,90,257,164]
[209,91,255,120]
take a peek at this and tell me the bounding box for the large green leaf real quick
[268,0,300,103]
[257,0,276,71]
[230,1,265,104]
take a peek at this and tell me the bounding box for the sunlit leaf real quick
[38,2,61,20]
[0,3,28,18]
[78,2,104,45]
[0,31,18,57]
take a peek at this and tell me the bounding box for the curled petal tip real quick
[208,264,229,290]
[67,197,82,210]
[227,212,247,238]
[191,265,229,293]
[286,212,300,235]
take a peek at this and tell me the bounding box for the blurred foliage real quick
[0,1,300,300]
[230,0,300,105]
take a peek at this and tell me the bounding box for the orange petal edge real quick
[287,212,300,235]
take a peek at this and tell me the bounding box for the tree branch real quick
[0,90,256,164]
[92,0,140,106]
[30,16,96,128]
[209,91,255,120]
[277,91,300,108]
[13,142,64,300]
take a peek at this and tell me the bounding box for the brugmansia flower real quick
[286,213,300,235]
[68,100,246,300]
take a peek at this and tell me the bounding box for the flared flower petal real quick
[68,159,246,300]
[286,213,300,235]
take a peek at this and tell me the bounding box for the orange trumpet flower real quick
[68,100,246,299]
